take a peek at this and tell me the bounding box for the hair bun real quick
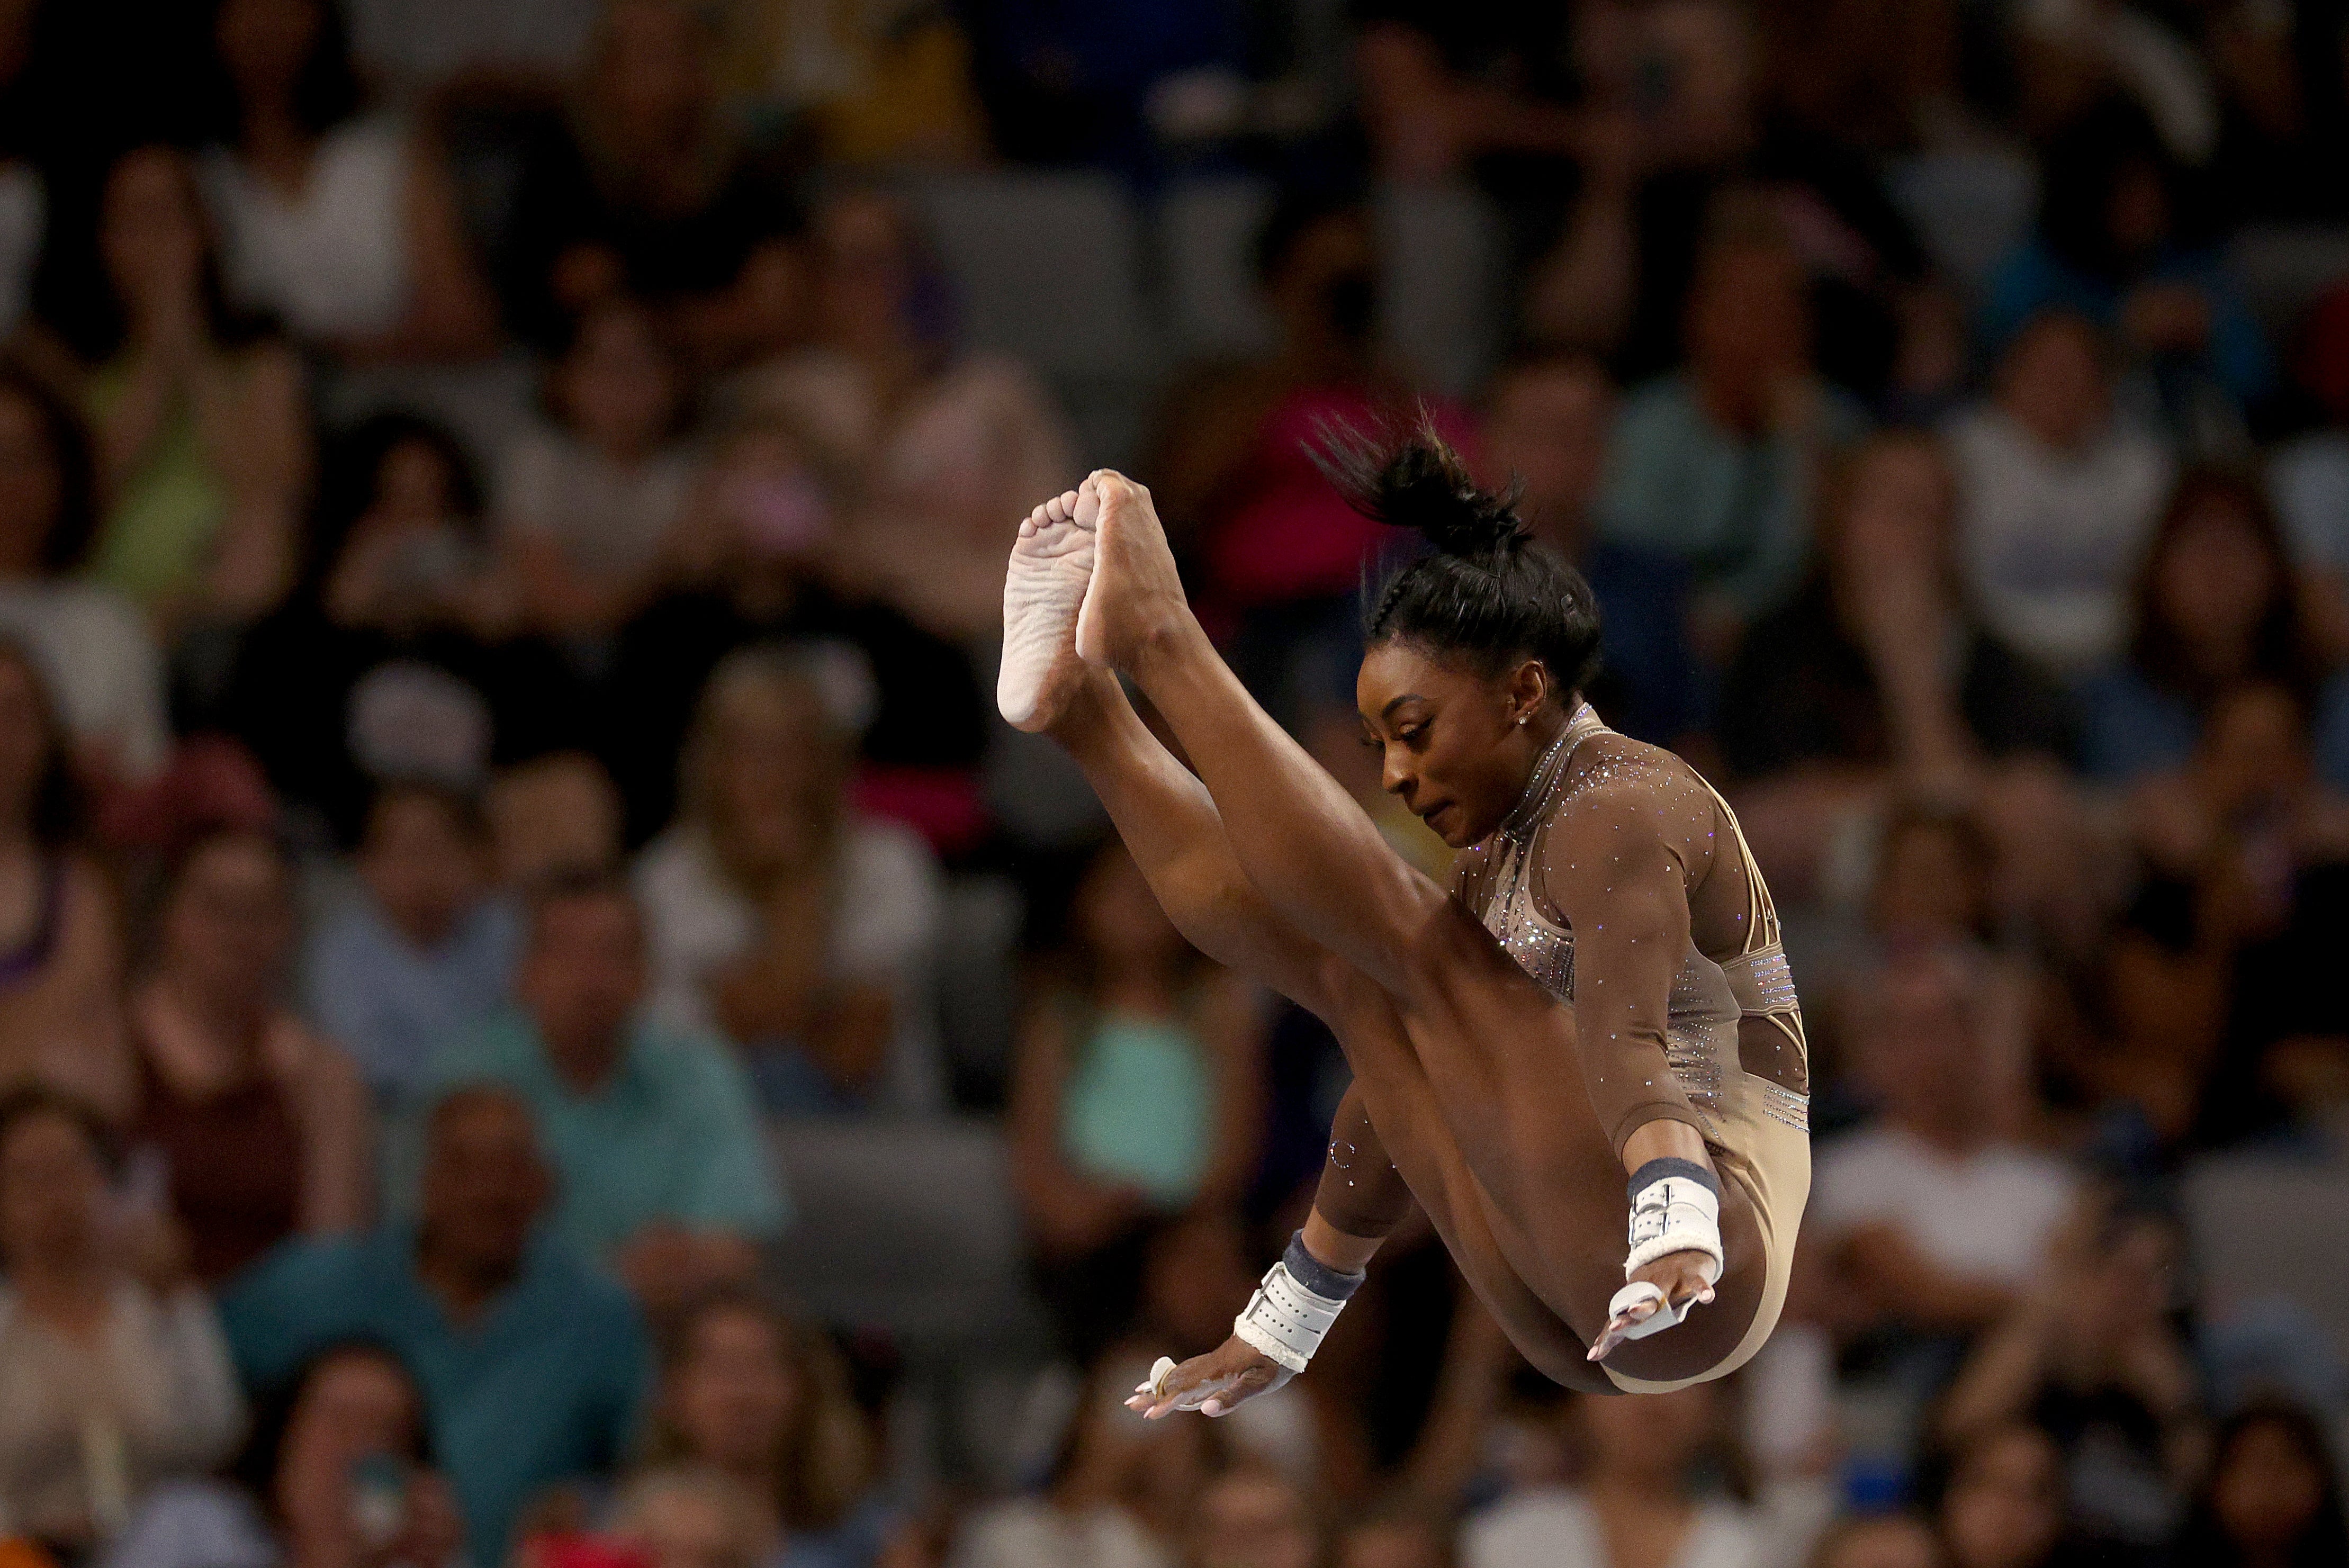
[1310,414,1525,558]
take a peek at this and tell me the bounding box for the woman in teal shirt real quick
[1009,841,1264,1362]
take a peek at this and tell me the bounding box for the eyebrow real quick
[1379,695,1428,720]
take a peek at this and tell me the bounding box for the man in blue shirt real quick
[392,867,789,1319]
[223,1086,650,1568]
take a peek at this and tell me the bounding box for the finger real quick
[1587,1297,1659,1362]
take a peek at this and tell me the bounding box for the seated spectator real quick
[1807,1515,1943,1568]
[731,188,1074,644]
[2167,1402,2347,1568]
[1185,1465,1320,1568]
[601,411,987,851]
[44,146,310,625]
[0,642,131,1119]
[497,298,699,640]
[1718,430,2076,890]
[303,782,519,1107]
[0,1091,244,1553]
[713,2,985,167]
[129,827,371,1285]
[1009,843,1261,1363]
[102,1341,466,1568]
[2078,469,2349,789]
[1937,1201,2203,1557]
[1479,354,1701,746]
[499,0,805,367]
[1332,1510,1452,1568]
[1932,1423,2073,1568]
[220,413,584,844]
[1147,192,1459,718]
[1947,312,2173,676]
[487,751,623,885]
[222,1085,650,1566]
[1596,206,1869,631]
[0,367,168,787]
[1980,98,2270,430]
[399,869,787,1315]
[639,1291,890,1568]
[605,1467,775,1568]
[634,648,943,1115]
[944,1349,1220,1568]
[1811,946,2077,1340]
[197,0,499,362]
[1463,1384,1760,1568]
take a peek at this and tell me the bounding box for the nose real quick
[1381,746,1415,800]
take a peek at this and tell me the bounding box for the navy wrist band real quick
[1627,1157,1718,1201]
[1283,1231,1366,1301]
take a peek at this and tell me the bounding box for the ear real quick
[1504,659,1549,726]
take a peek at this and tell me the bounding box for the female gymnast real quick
[997,428,1809,1407]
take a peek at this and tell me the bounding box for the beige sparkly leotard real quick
[1455,703,1811,1391]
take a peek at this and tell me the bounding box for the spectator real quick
[2077,469,2349,789]
[52,146,310,625]
[303,781,519,1107]
[1596,205,1869,630]
[604,1466,775,1568]
[222,1085,650,1567]
[1810,945,2076,1339]
[1806,1515,1942,1568]
[399,868,787,1316]
[1938,1202,2203,1557]
[129,827,372,1285]
[1932,1423,2072,1568]
[101,1341,466,1568]
[1947,312,2172,676]
[601,410,987,852]
[2167,1402,2347,1568]
[0,641,132,1119]
[499,0,805,367]
[712,2,986,168]
[0,1090,244,1553]
[1979,98,2270,431]
[1184,1465,1320,1568]
[639,1291,890,1568]
[1008,842,1262,1362]
[0,367,168,786]
[1479,354,1702,746]
[958,0,1246,174]
[197,0,499,362]
[485,752,623,887]
[220,413,584,846]
[497,298,699,640]
[1333,1510,1453,1568]
[731,188,1074,644]
[1463,1384,1760,1568]
[944,1349,1220,1568]
[1716,430,2075,891]
[634,647,944,1115]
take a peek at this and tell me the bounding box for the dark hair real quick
[2171,1401,2348,1568]
[363,777,490,846]
[0,637,85,848]
[2038,96,2207,281]
[519,862,639,943]
[201,0,363,143]
[233,1340,435,1522]
[0,364,100,572]
[1332,417,1601,699]
[1252,187,1368,287]
[0,1085,121,1208]
[2125,467,2315,705]
[304,413,483,601]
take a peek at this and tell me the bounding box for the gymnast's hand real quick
[1124,1334,1291,1419]
[1588,1247,1717,1362]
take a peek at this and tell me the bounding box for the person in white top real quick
[633,644,945,1114]
[1810,944,2077,1336]
[1465,1382,1765,1568]
[199,0,497,362]
[1947,312,2173,677]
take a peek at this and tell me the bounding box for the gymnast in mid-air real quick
[997,426,1808,1405]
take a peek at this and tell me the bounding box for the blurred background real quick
[0,2,2343,1568]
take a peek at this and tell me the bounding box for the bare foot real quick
[998,489,1094,731]
[1073,471,1190,672]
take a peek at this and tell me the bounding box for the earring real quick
[1517,715,1528,726]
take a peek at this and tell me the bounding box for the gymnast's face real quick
[1358,639,1553,849]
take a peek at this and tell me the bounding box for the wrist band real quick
[1624,1159,1724,1284]
[1232,1232,1362,1374]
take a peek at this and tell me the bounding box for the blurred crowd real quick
[0,3,2343,1568]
